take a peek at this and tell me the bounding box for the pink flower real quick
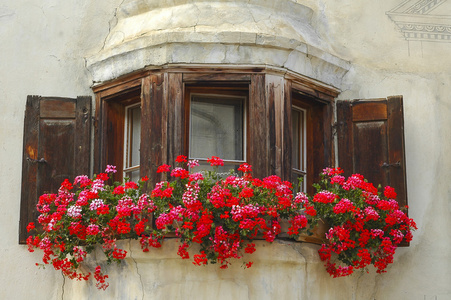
[105,165,117,173]
[313,191,339,203]
[294,192,309,204]
[364,206,379,221]
[333,198,355,214]
[89,199,104,210]
[330,175,345,185]
[86,224,100,235]
[189,172,204,182]
[67,205,82,218]
[187,159,200,168]
[74,175,92,188]
[322,167,344,176]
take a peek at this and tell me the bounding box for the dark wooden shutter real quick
[337,96,407,208]
[19,96,91,244]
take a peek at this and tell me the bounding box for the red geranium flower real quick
[125,181,138,189]
[112,186,125,195]
[207,156,224,166]
[238,163,252,173]
[27,222,35,232]
[157,164,171,173]
[175,155,187,163]
[384,186,397,199]
[96,173,109,181]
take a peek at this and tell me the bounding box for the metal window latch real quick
[381,161,401,168]
[26,157,47,164]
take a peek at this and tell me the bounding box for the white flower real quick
[90,199,104,211]
[67,205,82,218]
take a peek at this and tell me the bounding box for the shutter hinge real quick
[332,122,344,137]
[26,157,47,164]
[92,116,98,128]
[381,161,401,168]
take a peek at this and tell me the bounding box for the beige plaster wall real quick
[0,0,450,299]
[0,0,122,299]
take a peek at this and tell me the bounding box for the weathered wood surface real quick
[337,97,407,208]
[248,74,269,178]
[20,96,91,244]
[167,73,184,167]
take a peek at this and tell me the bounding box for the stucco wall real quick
[1,0,450,299]
[0,0,122,299]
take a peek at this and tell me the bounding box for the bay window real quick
[20,68,407,243]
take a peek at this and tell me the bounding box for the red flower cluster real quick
[207,156,224,166]
[26,159,416,289]
[302,168,417,277]
[26,166,154,289]
[151,157,304,269]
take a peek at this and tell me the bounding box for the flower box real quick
[26,158,416,288]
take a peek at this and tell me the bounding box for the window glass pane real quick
[190,95,244,161]
[292,108,305,172]
[292,172,305,193]
[129,106,141,167]
[124,104,140,181]
[125,169,140,183]
[292,109,300,169]
[292,107,306,192]
[299,109,304,171]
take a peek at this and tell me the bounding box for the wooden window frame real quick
[95,84,141,182]
[92,70,337,187]
[288,90,333,195]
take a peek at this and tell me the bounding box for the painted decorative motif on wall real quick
[387,0,451,42]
